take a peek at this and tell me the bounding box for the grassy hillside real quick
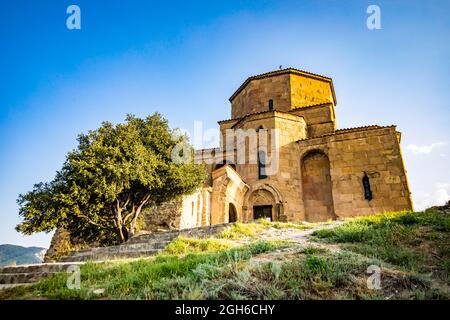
[0,244,46,267]
[1,206,449,300]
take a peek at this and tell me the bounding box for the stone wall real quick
[301,151,335,222]
[289,73,334,109]
[44,228,90,262]
[199,124,412,223]
[216,111,307,185]
[227,112,308,221]
[231,73,291,119]
[290,103,336,137]
[143,198,184,231]
[144,189,212,231]
[230,71,334,119]
[298,126,413,218]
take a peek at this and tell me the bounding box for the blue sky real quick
[1,0,449,248]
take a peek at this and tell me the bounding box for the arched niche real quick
[243,184,283,222]
[301,150,336,222]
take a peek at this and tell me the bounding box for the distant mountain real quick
[0,244,47,267]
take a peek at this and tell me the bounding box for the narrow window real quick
[258,151,267,179]
[268,99,273,111]
[362,172,372,201]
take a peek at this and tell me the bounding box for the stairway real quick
[0,224,230,289]
[0,262,83,289]
[59,223,230,262]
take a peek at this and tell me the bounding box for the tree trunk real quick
[115,219,126,243]
[114,203,126,243]
[121,225,129,241]
[129,208,139,238]
[129,196,150,238]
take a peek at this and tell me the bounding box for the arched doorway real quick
[228,203,237,223]
[248,189,276,221]
[301,150,335,222]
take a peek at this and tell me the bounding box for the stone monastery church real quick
[146,68,413,229]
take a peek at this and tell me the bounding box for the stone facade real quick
[144,189,213,230]
[147,67,413,229]
[229,69,336,119]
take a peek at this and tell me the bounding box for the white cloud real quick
[414,183,450,211]
[406,141,447,154]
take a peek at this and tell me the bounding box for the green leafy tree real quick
[16,113,206,244]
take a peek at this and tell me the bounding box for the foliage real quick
[301,246,327,255]
[218,222,266,239]
[162,237,234,255]
[259,219,313,230]
[218,220,312,241]
[16,113,206,244]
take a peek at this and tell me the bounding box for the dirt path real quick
[259,221,343,245]
[243,221,345,265]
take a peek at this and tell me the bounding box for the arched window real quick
[268,99,274,111]
[362,172,373,201]
[258,151,267,179]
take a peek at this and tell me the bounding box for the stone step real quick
[0,262,83,275]
[127,223,230,243]
[0,272,56,285]
[0,283,32,290]
[0,224,233,288]
[117,240,172,251]
[57,223,231,263]
[59,248,162,262]
[101,239,171,252]
[0,262,85,288]
[126,232,179,244]
[61,240,170,261]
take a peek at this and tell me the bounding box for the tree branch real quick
[76,212,103,227]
